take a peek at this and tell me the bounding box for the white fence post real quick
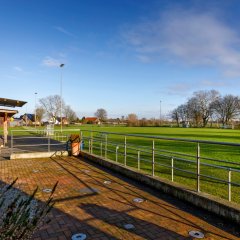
[124,136,127,166]
[138,150,140,170]
[228,168,232,202]
[197,143,200,192]
[105,134,108,159]
[152,140,155,177]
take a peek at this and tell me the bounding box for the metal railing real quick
[10,129,80,154]
[80,130,240,203]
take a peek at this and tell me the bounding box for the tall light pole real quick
[60,63,65,132]
[35,92,37,128]
[160,100,162,126]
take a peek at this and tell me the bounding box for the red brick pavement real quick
[0,156,239,240]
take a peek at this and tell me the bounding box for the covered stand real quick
[0,98,27,145]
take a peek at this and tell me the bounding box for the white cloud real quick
[123,9,240,76]
[14,66,23,72]
[167,83,193,96]
[42,56,61,67]
[136,55,151,63]
[54,26,75,37]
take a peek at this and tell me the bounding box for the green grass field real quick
[3,125,240,203]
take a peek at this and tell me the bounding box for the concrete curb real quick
[10,151,69,160]
[80,151,240,224]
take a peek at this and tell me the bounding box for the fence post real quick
[88,139,91,153]
[196,143,200,192]
[100,142,103,157]
[152,140,155,177]
[228,168,232,202]
[105,134,108,159]
[80,131,83,151]
[124,136,127,166]
[171,157,174,182]
[91,131,93,154]
[116,146,119,162]
[11,131,13,155]
[48,134,50,152]
[138,150,140,170]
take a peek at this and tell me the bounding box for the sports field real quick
[4,125,240,203]
[75,125,240,203]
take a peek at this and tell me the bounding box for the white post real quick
[138,151,140,170]
[105,134,108,159]
[228,169,232,202]
[152,140,155,176]
[197,143,200,192]
[116,146,119,162]
[60,63,65,133]
[124,136,127,166]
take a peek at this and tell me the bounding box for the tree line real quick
[171,90,240,127]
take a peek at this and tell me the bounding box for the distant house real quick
[10,118,23,127]
[49,116,69,125]
[84,117,101,124]
[20,113,35,125]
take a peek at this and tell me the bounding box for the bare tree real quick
[39,95,65,119]
[127,113,138,126]
[171,108,180,127]
[95,108,107,121]
[64,105,77,122]
[192,90,220,127]
[212,95,240,126]
[35,107,45,124]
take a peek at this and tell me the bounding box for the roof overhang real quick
[0,109,18,118]
[0,98,27,108]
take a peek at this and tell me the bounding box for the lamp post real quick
[159,100,162,126]
[35,92,37,128]
[60,63,65,132]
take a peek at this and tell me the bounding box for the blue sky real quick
[1,0,240,118]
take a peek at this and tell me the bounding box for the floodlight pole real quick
[60,63,65,132]
[34,92,37,128]
[159,100,162,126]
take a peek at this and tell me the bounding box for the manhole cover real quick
[133,198,144,203]
[78,187,100,194]
[71,233,87,240]
[124,224,135,230]
[189,230,205,239]
[103,180,111,184]
[42,188,52,193]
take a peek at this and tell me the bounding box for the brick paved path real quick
[0,156,239,240]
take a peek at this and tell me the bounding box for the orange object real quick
[72,142,80,156]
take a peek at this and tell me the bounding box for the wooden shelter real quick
[0,98,27,145]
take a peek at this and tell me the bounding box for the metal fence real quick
[9,128,240,203]
[10,128,80,154]
[80,130,240,203]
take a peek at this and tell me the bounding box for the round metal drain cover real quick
[133,198,144,203]
[124,224,135,230]
[71,233,87,240]
[189,230,205,239]
[42,188,52,193]
[103,180,111,184]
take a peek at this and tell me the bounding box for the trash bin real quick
[69,134,80,156]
